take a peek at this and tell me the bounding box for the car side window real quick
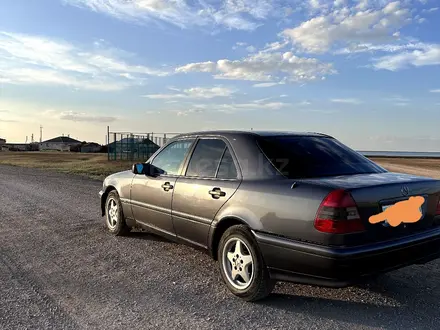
[186,139,227,178]
[217,148,238,180]
[151,139,194,175]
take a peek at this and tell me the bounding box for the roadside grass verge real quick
[0,152,132,180]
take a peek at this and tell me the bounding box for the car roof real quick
[173,130,332,139]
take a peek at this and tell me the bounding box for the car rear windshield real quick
[257,136,385,179]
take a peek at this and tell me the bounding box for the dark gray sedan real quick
[99,130,440,301]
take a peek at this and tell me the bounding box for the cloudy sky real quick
[0,0,439,151]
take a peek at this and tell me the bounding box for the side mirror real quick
[132,163,145,175]
[132,163,160,177]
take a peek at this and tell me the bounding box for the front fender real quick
[99,170,135,218]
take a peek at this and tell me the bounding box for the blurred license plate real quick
[381,204,393,212]
[381,199,425,226]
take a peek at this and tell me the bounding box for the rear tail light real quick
[314,189,365,234]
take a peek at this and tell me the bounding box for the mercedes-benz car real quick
[99,130,440,301]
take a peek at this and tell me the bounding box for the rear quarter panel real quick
[213,179,333,244]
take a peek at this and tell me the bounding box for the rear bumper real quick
[253,228,440,288]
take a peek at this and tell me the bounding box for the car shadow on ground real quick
[126,230,176,244]
[118,226,439,328]
[255,272,439,328]
[260,293,397,328]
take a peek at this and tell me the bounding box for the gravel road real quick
[2,165,440,330]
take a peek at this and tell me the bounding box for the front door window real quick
[150,139,194,175]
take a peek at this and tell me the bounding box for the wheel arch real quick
[209,216,252,261]
[101,186,117,216]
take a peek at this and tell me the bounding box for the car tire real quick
[105,190,129,236]
[217,224,276,301]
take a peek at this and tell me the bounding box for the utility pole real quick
[40,125,43,143]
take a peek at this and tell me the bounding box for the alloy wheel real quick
[107,198,119,229]
[221,237,254,290]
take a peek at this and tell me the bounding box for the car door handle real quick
[161,182,174,191]
[209,187,226,199]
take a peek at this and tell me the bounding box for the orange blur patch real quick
[369,196,425,227]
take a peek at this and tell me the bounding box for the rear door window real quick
[217,148,238,179]
[186,139,227,178]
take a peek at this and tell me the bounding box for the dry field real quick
[370,157,440,179]
[0,152,132,180]
[0,152,439,180]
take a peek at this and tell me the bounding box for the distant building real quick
[80,142,102,153]
[39,136,81,152]
[3,143,29,151]
[1,138,7,151]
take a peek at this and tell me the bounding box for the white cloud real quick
[356,0,369,10]
[309,0,323,10]
[0,31,168,91]
[218,101,290,113]
[298,100,312,106]
[142,86,237,99]
[176,108,205,116]
[63,0,278,31]
[430,89,440,93]
[59,111,118,122]
[333,0,346,7]
[252,82,281,88]
[330,98,362,104]
[177,99,292,115]
[176,51,336,83]
[232,41,256,53]
[259,40,290,53]
[372,43,440,71]
[422,7,438,13]
[232,41,248,50]
[335,42,428,55]
[176,61,217,73]
[283,1,411,53]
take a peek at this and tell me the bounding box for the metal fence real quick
[107,130,181,161]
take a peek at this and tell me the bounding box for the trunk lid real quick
[302,172,440,245]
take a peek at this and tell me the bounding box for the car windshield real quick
[257,136,385,179]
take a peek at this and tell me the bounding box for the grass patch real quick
[0,152,133,180]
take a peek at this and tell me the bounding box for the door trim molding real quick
[131,200,170,215]
[172,211,212,226]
